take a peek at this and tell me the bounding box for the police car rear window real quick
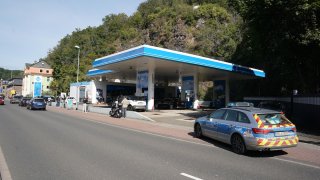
[257,113,290,125]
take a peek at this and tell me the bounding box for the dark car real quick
[19,97,32,107]
[10,95,23,104]
[155,98,174,109]
[27,98,46,110]
[0,97,4,105]
[43,96,55,102]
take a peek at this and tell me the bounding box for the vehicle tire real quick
[194,123,203,138]
[231,134,247,154]
[127,105,133,111]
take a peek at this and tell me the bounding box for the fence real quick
[244,96,320,133]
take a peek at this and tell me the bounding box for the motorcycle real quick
[109,101,122,118]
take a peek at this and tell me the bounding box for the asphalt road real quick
[0,102,319,180]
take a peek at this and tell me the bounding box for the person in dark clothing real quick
[83,98,88,112]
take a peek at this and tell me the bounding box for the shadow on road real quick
[178,110,214,119]
[188,132,288,157]
[299,140,320,146]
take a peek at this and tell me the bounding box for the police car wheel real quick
[194,124,203,138]
[231,134,247,154]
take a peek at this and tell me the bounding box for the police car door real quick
[205,109,226,139]
[216,109,238,143]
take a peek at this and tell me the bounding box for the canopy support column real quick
[147,66,155,111]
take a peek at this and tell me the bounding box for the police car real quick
[194,105,298,154]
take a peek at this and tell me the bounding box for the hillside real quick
[45,0,320,96]
[0,67,23,80]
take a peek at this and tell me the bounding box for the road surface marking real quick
[272,157,320,170]
[0,146,12,180]
[180,173,203,180]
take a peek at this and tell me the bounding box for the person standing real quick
[83,98,88,113]
[121,96,129,118]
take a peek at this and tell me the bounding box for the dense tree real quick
[44,0,319,97]
[229,0,320,95]
[0,68,23,80]
[45,0,240,93]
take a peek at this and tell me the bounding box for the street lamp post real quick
[75,45,80,110]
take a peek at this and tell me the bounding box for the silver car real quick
[194,107,298,154]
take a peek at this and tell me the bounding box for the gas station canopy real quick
[87,45,265,110]
[87,45,265,81]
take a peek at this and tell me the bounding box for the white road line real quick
[180,173,203,180]
[0,146,13,180]
[272,157,320,170]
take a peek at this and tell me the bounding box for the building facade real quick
[22,61,53,97]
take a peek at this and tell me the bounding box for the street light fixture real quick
[75,45,80,110]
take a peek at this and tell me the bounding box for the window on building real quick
[40,69,43,73]
[46,70,49,73]
[47,77,50,82]
[47,86,49,89]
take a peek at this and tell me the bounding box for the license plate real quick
[275,131,290,136]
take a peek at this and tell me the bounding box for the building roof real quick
[25,60,51,69]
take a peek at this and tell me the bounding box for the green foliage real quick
[229,0,320,95]
[0,68,23,80]
[44,0,242,94]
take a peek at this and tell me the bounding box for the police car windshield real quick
[257,113,291,125]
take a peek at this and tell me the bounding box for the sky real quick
[0,0,146,70]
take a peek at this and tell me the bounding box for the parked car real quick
[155,98,175,109]
[27,98,46,110]
[0,97,4,105]
[173,98,186,109]
[10,95,23,104]
[19,97,32,107]
[127,96,146,111]
[194,106,298,154]
[43,95,55,102]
